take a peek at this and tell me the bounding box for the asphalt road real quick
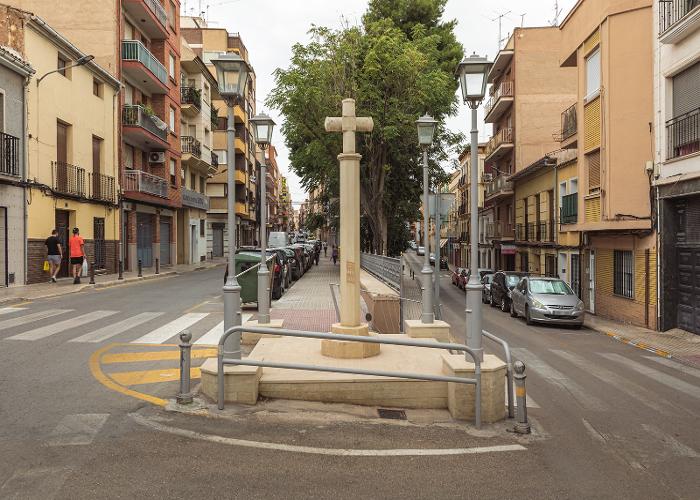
[0,260,698,499]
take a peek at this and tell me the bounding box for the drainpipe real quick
[22,72,31,285]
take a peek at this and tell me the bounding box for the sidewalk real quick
[585,314,700,368]
[0,258,226,305]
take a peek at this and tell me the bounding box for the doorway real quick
[588,250,596,313]
[136,213,154,268]
[0,207,6,287]
[94,217,106,270]
[55,210,70,277]
[190,224,197,264]
[212,223,224,257]
[160,219,171,266]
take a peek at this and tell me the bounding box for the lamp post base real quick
[321,323,381,359]
[241,318,285,346]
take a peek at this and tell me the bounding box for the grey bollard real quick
[512,360,531,434]
[118,260,124,280]
[177,330,193,405]
[155,257,160,275]
[137,259,143,278]
[89,261,96,285]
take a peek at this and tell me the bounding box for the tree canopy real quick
[267,0,463,255]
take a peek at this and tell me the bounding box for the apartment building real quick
[654,0,700,334]
[0,6,121,283]
[483,27,577,272]
[0,45,32,287]
[445,170,461,267]
[177,37,217,264]
[181,16,259,257]
[558,0,657,329]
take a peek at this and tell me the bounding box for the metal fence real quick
[360,252,402,291]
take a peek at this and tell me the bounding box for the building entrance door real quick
[0,207,6,287]
[677,247,700,334]
[160,220,171,265]
[190,225,197,264]
[588,250,596,313]
[137,213,153,268]
[55,210,70,278]
[94,218,105,269]
[212,223,224,257]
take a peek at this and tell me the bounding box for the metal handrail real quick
[360,252,402,291]
[482,330,514,419]
[217,325,483,428]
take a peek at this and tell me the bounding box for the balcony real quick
[490,222,514,240]
[180,87,201,117]
[484,80,514,123]
[122,0,168,39]
[484,127,514,163]
[123,169,168,198]
[181,136,202,159]
[235,137,246,155]
[181,187,209,210]
[122,104,169,150]
[235,201,248,216]
[559,103,577,148]
[666,107,699,161]
[0,132,19,177]
[89,172,116,204]
[560,193,578,224]
[516,221,555,243]
[235,169,246,184]
[659,0,700,44]
[121,40,168,94]
[484,174,514,202]
[53,162,85,197]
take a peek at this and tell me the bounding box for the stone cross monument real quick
[322,98,379,358]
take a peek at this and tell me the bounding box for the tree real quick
[268,0,463,255]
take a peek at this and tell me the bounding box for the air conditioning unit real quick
[149,151,166,164]
[482,173,493,183]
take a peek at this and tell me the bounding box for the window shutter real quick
[673,61,700,118]
[587,150,601,192]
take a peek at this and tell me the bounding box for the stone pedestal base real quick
[321,323,381,359]
[200,358,261,405]
[441,353,506,423]
[241,319,285,346]
[404,320,451,343]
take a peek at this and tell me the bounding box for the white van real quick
[268,232,289,248]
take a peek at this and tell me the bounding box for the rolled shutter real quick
[673,61,700,118]
[587,150,601,192]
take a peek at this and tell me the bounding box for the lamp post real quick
[212,53,250,358]
[250,112,276,325]
[416,114,438,324]
[456,52,493,362]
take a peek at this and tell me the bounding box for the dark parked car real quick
[481,273,494,304]
[281,248,297,285]
[490,271,528,312]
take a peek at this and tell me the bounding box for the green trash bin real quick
[234,251,274,304]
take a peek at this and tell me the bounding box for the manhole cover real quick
[377,408,407,420]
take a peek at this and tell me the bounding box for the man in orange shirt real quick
[69,227,85,284]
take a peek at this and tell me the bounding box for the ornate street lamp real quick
[212,53,250,358]
[250,112,276,325]
[456,52,492,362]
[416,114,437,324]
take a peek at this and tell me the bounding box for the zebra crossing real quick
[0,306,252,346]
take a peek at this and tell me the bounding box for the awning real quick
[440,238,448,248]
[501,244,517,255]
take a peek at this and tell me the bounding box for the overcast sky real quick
[191,0,579,205]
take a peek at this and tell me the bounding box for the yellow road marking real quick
[102,349,217,364]
[185,298,212,313]
[89,344,168,407]
[109,367,201,386]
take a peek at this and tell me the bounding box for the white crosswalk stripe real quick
[0,307,27,316]
[512,347,606,411]
[131,313,209,344]
[194,313,253,345]
[0,309,72,333]
[7,310,118,341]
[69,312,165,343]
[643,356,700,380]
[600,353,700,400]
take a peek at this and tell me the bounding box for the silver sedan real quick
[509,277,585,328]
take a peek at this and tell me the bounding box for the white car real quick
[417,246,425,256]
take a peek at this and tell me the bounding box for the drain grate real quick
[377,408,407,420]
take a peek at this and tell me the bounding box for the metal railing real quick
[561,193,578,224]
[561,103,577,141]
[122,104,168,142]
[211,151,219,169]
[181,136,202,157]
[482,330,514,419]
[484,80,514,117]
[0,131,19,177]
[659,0,700,35]
[123,169,169,198]
[360,252,402,291]
[121,40,168,85]
[485,127,514,159]
[89,172,116,203]
[667,107,699,160]
[142,0,168,27]
[485,174,513,198]
[217,325,483,427]
[53,161,85,197]
[180,86,201,109]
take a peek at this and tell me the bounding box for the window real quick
[586,150,601,193]
[613,250,634,299]
[169,106,176,133]
[559,181,567,209]
[190,173,196,190]
[545,255,558,278]
[204,83,210,103]
[57,54,68,77]
[200,176,206,193]
[571,254,581,297]
[585,48,601,99]
[170,158,177,186]
[168,1,176,28]
[181,166,185,185]
[93,79,103,98]
[169,53,175,79]
[200,219,205,237]
[672,61,700,118]
[207,184,225,197]
[215,149,227,164]
[124,145,134,169]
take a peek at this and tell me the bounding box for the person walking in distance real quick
[69,227,85,284]
[323,242,327,257]
[332,245,338,265]
[45,229,63,283]
[314,247,320,266]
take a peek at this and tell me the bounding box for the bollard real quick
[155,257,160,275]
[511,360,531,434]
[118,260,123,280]
[137,259,143,278]
[177,330,193,405]
[89,261,96,285]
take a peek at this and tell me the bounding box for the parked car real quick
[267,248,290,293]
[490,271,529,312]
[408,241,417,251]
[510,277,584,328]
[452,268,466,287]
[281,248,297,285]
[478,268,494,279]
[417,246,425,256]
[481,273,494,304]
[287,245,305,279]
[439,256,449,270]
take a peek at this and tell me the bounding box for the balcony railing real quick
[0,132,19,177]
[561,103,577,141]
[561,193,578,224]
[121,40,168,85]
[484,80,514,117]
[485,174,513,198]
[89,172,116,203]
[122,104,168,142]
[123,169,169,198]
[659,0,700,35]
[516,221,555,242]
[211,151,219,169]
[181,136,202,158]
[667,107,700,160]
[180,86,201,109]
[53,161,86,197]
[485,127,514,159]
[143,0,167,26]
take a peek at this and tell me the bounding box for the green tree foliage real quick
[268,0,463,256]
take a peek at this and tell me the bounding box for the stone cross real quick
[325,99,374,331]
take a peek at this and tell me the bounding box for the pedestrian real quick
[69,227,85,284]
[332,245,338,265]
[323,242,327,257]
[314,249,320,266]
[44,229,63,283]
